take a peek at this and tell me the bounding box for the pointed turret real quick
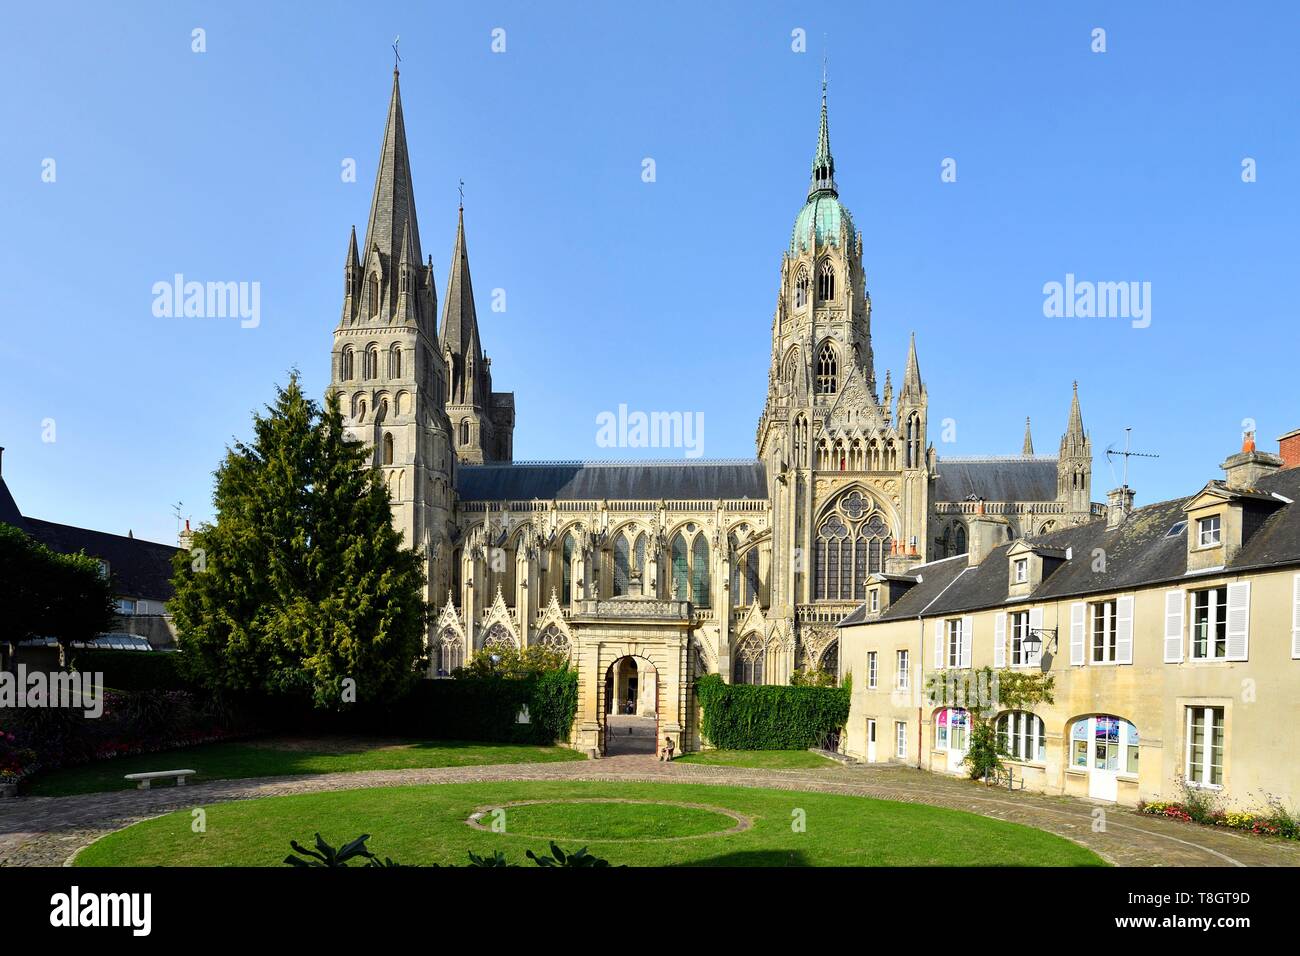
[360,69,423,320]
[1022,417,1035,456]
[340,225,361,325]
[441,204,485,406]
[1058,381,1093,512]
[900,332,924,399]
[1065,381,1085,442]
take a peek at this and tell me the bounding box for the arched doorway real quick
[602,655,659,756]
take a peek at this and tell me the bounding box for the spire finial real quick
[458,178,464,211]
[392,35,401,74]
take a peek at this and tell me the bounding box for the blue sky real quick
[2,1,1297,545]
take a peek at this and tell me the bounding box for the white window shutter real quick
[1028,607,1044,665]
[1115,595,1134,664]
[1069,602,1085,666]
[1292,574,1300,660]
[993,613,1006,668]
[1164,590,1185,663]
[934,619,944,669]
[1226,581,1250,661]
[961,615,973,668]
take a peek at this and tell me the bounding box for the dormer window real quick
[1197,515,1221,548]
[869,588,879,613]
[1013,558,1028,584]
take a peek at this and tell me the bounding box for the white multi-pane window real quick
[1191,587,1228,660]
[1091,599,1118,663]
[1013,558,1028,583]
[997,711,1046,763]
[946,619,962,667]
[895,649,909,690]
[1009,611,1033,666]
[1185,706,1224,787]
[1197,515,1221,548]
[895,721,907,759]
[1070,715,1139,776]
[867,651,878,689]
[869,588,879,613]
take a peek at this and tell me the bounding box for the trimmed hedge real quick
[391,670,578,746]
[696,673,849,750]
[69,650,189,692]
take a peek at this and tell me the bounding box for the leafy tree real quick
[458,643,569,679]
[790,666,836,687]
[171,375,427,708]
[0,522,115,669]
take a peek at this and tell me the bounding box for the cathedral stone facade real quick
[328,71,1104,753]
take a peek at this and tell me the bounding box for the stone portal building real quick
[327,71,1102,753]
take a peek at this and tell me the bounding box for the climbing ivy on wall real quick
[695,674,850,750]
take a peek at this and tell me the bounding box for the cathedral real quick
[328,69,1103,754]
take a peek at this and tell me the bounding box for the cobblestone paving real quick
[2,757,1297,867]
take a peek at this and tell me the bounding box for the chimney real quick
[967,514,1004,566]
[1222,431,1283,489]
[178,518,194,551]
[1107,485,1135,529]
[1277,428,1300,470]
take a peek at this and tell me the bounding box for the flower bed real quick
[1139,798,1299,840]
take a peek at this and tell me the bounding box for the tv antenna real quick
[1105,427,1159,488]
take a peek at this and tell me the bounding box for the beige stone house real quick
[326,69,1101,754]
[840,431,1300,807]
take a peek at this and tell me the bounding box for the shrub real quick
[695,674,849,750]
[70,650,188,692]
[390,669,578,746]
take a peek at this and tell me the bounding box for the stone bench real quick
[124,770,196,790]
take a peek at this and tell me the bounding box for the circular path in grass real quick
[72,780,1104,867]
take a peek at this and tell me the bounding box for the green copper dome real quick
[790,192,855,255]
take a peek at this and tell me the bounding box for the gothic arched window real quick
[733,635,765,685]
[368,274,379,316]
[733,547,760,606]
[561,534,575,605]
[382,432,394,465]
[613,534,631,596]
[794,268,810,309]
[816,344,838,394]
[537,624,571,660]
[364,346,378,380]
[388,345,402,379]
[670,533,689,601]
[691,534,710,606]
[906,413,922,469]
[815,492,892,601]
[434,629,463,677]
[817,259,835,301]
[341,346,354,381]
[459,420,470,446]
[954,524,967,555]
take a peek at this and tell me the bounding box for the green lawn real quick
[25,737,585,797]
[675,749,837,770]
[73,780,1107,867]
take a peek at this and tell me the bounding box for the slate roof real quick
[456,460,768,502]
[881,465,1300,620]
[0,475,23,528]
[23,518,181,602]
[933,456,1059,502]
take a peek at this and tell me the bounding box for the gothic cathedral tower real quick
[757,79,931,674]
[329,69,456,605]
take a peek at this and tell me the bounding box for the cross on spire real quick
[392,35,401,72]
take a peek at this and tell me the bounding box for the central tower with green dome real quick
[757,77,933,671]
